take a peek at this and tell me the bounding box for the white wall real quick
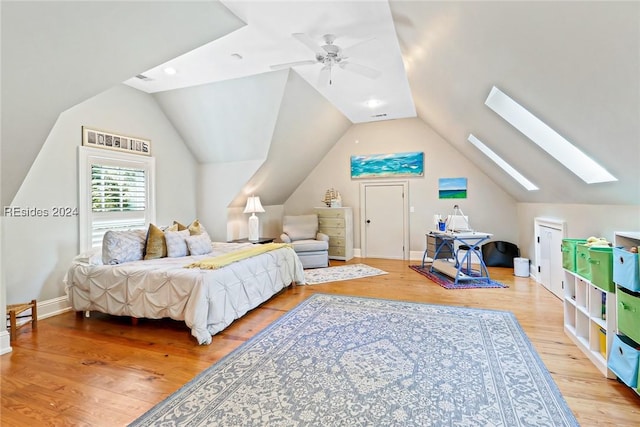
[285,117,519,254]
[517,203,640,262]
[198,159,264,242]
[4,85,198,305]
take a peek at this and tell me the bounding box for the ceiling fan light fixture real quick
[271,32,381,85]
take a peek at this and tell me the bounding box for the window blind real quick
[90,164,147,247]
[91,164,146,212]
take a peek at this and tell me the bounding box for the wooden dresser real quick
[315,207,354,261]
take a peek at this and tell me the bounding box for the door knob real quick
[366,219,371,224]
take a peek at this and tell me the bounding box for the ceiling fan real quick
[270,33,381,85]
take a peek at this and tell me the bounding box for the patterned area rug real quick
[130,294,577,426]
[410,264,508,289]
[303,263,387,284]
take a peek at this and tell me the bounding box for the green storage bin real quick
[576,243,591,280]
[589,247,615,292]
[562,238,587,272]
[618,288,640,345]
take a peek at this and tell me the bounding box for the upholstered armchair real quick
[280,214,329,269]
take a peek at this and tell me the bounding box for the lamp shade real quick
[243,196,265,214]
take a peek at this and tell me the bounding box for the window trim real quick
[78,146,156,252]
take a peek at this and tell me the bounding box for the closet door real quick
[538,224,564,299]
[360,182,408,260]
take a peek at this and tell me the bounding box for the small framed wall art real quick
[438,177,467,199]
[82,126,151,156]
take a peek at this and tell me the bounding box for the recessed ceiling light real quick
[485,86,616,184]
[365,99,382,108]
[163,67,177,75]
[468,134,539,191]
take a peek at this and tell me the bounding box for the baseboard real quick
[356,248,423,261]
[39,295,73,319]
[0,330,12,355]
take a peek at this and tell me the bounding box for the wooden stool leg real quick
[9,309,17,342]
[30,299,37,330]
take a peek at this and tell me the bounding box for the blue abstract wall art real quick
[439,177,468,199]
[351,151,424,179]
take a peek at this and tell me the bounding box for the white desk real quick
[426,230,493,285]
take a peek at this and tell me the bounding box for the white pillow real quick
[185,232,213,256]
[102,229,146,265]
[165,229,190,257]
[75,248,103,265]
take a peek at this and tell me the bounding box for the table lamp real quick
[243,195,265,241]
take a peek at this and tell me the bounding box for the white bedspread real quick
[64,243,306,345]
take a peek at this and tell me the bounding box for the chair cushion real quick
[291,239,329,253]
[297,252,329,269]
[283,214,318,241]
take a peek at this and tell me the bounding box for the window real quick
[484,86,616,184]
[79,147,155,251]
[468,134,539,191]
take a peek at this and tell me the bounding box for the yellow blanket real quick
[186,243,291,270]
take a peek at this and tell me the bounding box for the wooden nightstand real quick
[228,237,275,244]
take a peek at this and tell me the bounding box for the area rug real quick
[410,264,508,289]
[130,294,578,426]
[303,263,387,284]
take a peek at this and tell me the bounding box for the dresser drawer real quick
[319,227,346,238]
[317,209,345,219]
[319,218,345,228]
[328,237,345,248]
[329,246,346,257]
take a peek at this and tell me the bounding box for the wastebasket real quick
[514,257,530,277]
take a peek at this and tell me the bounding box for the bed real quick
[64,241,306,345]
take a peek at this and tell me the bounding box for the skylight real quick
[484,86,617,184]
[468,134,539,191]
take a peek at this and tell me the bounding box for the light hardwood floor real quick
[2,258,640,426]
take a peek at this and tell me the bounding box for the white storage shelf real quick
[563,269,617,378]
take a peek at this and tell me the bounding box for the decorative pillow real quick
[173,219,207,235]
[75,247,103,265]
[173,221,188,231]
[102,229,146,265]
[185,232,213,256]
[165,229,191,257]
[187,219,206,236]
[144,223,178,260]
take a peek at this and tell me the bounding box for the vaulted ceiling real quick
[2,1,638,207]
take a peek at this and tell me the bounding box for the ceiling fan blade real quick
[341,37,377,58]
[292,33,324,56]
[270,59,317,70]
[338,61,381,79]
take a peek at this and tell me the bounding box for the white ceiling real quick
[3,1,637,208]
[124,0,416,123]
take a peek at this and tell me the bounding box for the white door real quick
[538,225,564,299]
[361,183,407,259]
